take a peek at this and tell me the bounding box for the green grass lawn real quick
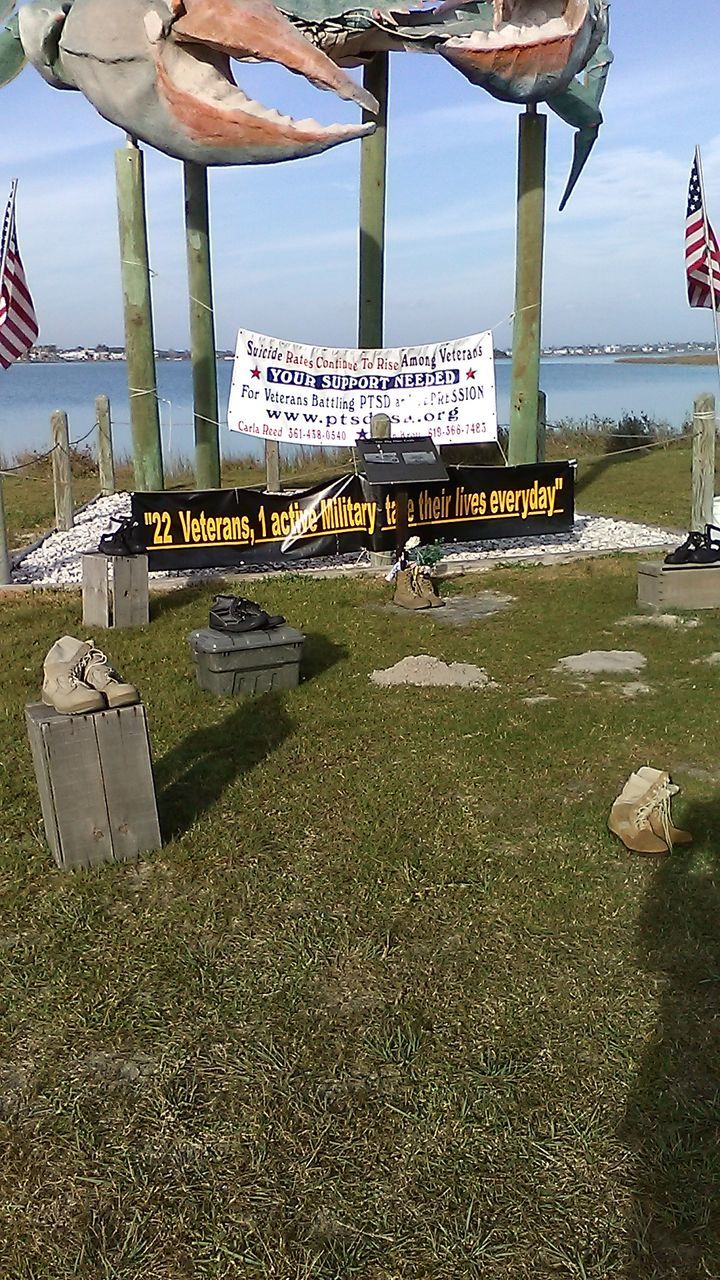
[2,561,720,1277]
[572,444,696,531]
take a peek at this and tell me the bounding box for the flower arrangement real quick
[385,536,445,582]
[406,537,445,568]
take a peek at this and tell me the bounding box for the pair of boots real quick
[393,565,445,611]
[42,636,140,715]
[98,516,146,557]
[608,766,692,855]
[209,595,285,634]
[664,525,720,566]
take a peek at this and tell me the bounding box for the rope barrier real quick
[0,422,99,478]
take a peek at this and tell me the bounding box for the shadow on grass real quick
[622,794,720,1277]
[149,583,209,621]
[155,692,293,840]
[301,631,348,681]
[575,451,633,499]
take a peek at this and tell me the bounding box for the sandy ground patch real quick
[370,655,497,688]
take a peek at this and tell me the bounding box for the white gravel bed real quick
[10,492,679,588]
[438,514,678,565]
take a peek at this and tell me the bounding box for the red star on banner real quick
[466,368,476,379]
[251,366,262,379]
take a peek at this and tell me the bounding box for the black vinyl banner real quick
[131,462,574,570]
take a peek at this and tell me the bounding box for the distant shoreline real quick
[617,354,717,366]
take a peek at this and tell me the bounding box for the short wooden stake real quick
[265,440,281,493]
[96,395,115,495]
[691,393,716,532]
[51,410,73,532]
[368,413,392,568]
[0,472,11,585]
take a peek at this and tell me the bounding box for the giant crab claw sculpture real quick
[0,0,611,200]
[10,0,379,162]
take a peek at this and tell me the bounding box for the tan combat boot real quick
[634,766,692,846]
[393,568,431,610]
[42,636,106,714]
[78,643,140,708]
[608,772,670,855]
[415,567,445,608]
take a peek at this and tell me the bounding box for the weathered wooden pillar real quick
[358,54,389,350]
[368,413,392,568]
[96,394,115,495]
[691,393,716,532]
[509,107,547,467]
[0,473,10,585]
[184,161,221,489]
[265,440,281,493]
[115,139,164,491]
[51,410,73,531]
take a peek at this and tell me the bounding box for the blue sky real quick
[1,0,719,351]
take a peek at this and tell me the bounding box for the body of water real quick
[1,356,718,462]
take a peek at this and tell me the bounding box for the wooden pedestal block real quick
[82,552,149,628]
[25,702,161,871]
[638,560,720,611]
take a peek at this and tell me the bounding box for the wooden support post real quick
[358,54,389,350]
[537,390,547,463]
[51,410,73,532]
[0,472,10,585]
[115,139,164,492]
[96,395,115,495]
[395,488,409,559]
[184,161,221,489]
[265,440,281,493]
[368,414,392,568]
[509,107,547,467]
[691,392,716,532]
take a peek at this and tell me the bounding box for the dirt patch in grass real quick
[370,654,497,688]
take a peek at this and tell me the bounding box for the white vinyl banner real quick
[227,329,498,447]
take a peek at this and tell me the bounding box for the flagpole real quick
[695,146,720,409]
[0,178,17,293]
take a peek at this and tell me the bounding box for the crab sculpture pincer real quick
[0,0,611,204]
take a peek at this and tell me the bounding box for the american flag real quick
[686,152,720,311]
[0,184,39,369]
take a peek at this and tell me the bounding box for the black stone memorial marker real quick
[355,435,449,556]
